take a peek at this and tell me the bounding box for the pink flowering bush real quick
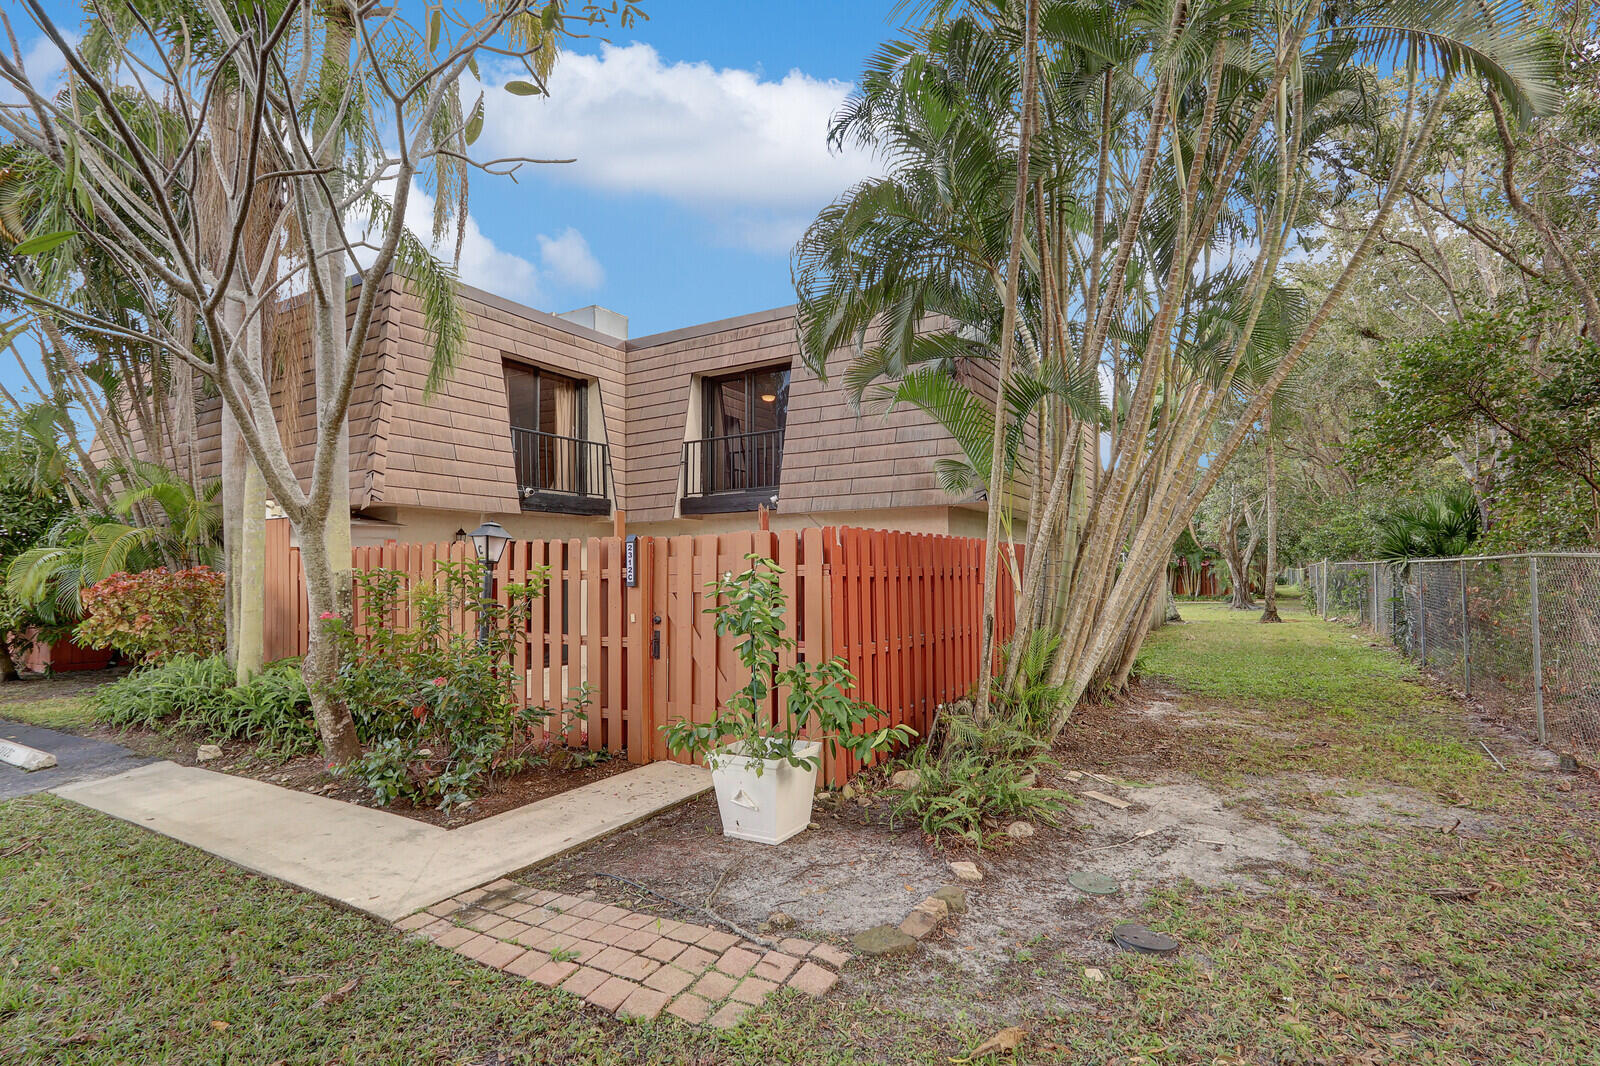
[75,567,225,662]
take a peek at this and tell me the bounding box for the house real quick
[205,272,993,545]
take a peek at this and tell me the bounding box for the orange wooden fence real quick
[262,519,1020,786]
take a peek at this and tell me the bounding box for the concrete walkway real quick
[0,720,154,800]
[54,759,711,921]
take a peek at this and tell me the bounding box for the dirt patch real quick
[1052,681,1264,779]
[516,665,1579,1027]
[529,792,953,935]
[523,761,1316,1024]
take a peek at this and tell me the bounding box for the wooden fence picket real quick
[261,517,1021,785]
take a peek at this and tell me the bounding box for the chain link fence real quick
[1301,554,1600,761]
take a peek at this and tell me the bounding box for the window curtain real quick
[546,375,580,491]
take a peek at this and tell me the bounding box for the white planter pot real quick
[707,741,821,845]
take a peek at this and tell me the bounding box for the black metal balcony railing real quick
[511,427,610,515]
[681,428,785,512]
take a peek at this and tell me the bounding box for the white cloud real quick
[475,43,879,251]
[536,227,605,290]
[444,202,544,303]
[1,34,76,107]
[349,184,602,308]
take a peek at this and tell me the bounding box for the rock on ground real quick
[853,924,918,956]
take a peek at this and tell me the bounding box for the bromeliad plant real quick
[662,554,913,775]
[327,558,554,810]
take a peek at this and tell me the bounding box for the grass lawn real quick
[0,695,97,731]
[2,603,1596,1063]
[1140,601,1515,803]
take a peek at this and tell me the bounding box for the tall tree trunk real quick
[234,310,268,683]
[1221,509,1256,609]
[298,520,361,761]
[973,0,1040,722]
[221,403,243,667]
[315,14,356,621]
[1260,414,1282,623]
[1108,571,1164,692]
[236,460,267,683]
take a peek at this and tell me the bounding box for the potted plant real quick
[662,554,913,844]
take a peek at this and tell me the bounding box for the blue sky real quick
[3,0,906,409]
[447,0,901,336]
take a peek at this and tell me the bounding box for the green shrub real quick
[88,654,231,729]
[996,631,1070,733]
[888,634,1072,845]
[328,558,552,810]
[213,662,319,758]
[87,655,317,758]
[889,703,1068,845]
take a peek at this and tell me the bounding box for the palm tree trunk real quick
[1260,413,1282,623]
[973,0,1039,723]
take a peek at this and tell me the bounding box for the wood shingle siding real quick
[622,307,967,523]
[139,272,975,527]
[377,279,627,514]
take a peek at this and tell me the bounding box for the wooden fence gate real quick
[264,519,1019,787]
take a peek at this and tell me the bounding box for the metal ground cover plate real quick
[1067,870,1120,896]
[1111,922,1180,955]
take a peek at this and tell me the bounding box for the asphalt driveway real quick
[0,720,153,800]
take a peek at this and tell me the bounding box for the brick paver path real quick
[397,879,849,1027]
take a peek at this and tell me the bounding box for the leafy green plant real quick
[889,701,1068,845]
[889,632,1072,845]
[328,558,552,810]
[85,655,317,758]
[211,662,319,758]
[5,462,221,620]
[74,566,225,662]
[88,655,230,729]
[660,554,912,774]
[1373,485,1482,562]
[995,630,1069,732]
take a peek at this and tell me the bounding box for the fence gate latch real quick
[651,614,661,660]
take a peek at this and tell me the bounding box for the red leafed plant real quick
[76,566,225,662]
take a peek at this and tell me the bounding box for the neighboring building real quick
[192,272,993,546]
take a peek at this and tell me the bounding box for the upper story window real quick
[704,366,790,441]
[682,365,791,512]
[503,361,609,514]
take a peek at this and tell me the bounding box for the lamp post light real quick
[468,522,510,644]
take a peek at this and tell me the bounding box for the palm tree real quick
[1259,407,1284,622]
[1375,485,1482,562]
[796,0,1556,732]
[7,461,222,619]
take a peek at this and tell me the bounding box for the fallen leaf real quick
[950,1026,1025,1062]
[0,837,42,858]
[315,977,360,1008]
[1424,886,1481,902]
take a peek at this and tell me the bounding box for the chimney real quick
[556,305,628,342]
